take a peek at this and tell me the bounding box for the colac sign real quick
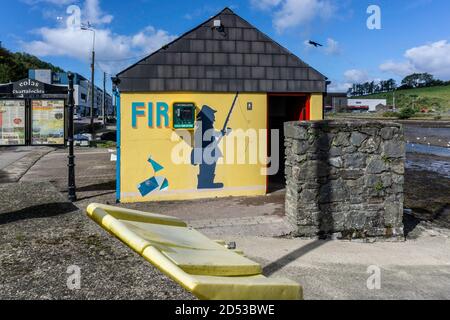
[131,102,169,128]
[12,78,45,96]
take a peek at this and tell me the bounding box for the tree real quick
[0,46,64,83]
[386,78,397,91]
[420,73,434,87]
[401,73,434,88]
[378,80,387,92]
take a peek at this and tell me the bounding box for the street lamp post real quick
[67,72,77,202]
[393,89,396,111]
[81,23,96,136]
[103,71,106,126]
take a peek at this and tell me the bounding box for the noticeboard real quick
[173,103,196,129]
[31,99,65,145]
[0,99,26,146]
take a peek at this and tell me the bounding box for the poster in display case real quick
[31,99,65,145]
[0,99,26,146]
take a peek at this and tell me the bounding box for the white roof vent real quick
[213,20,222,28]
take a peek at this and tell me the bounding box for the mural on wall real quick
[191,105,223,189]
[190,93,239,189]
[138,156,169,196]
[120,92,269,203]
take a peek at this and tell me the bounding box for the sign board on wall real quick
[173,103,196,129]
[31,99,65,145]
[0,100,26,145]
[12,79,45,96]
[34,70,52,84]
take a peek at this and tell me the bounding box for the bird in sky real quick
[308,40,323,47]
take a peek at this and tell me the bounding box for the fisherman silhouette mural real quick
[191,93,239,189]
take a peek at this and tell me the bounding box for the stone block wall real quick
[284,120,405,239]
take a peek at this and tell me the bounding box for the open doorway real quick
[267,94,309,193]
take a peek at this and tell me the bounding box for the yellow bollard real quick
[86,203,302,300]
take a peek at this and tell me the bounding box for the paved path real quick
[0,147,30,170]
[229,234,450,300]
[20,148,115,186]
[0,147,54,183]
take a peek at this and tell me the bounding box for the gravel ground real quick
[0,181,194,300]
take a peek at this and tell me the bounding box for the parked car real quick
[106,116,117,124]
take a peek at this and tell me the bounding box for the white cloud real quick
[324,38,340,55]
[379,61,415,77]
[328,81,352,93]
[380,40,450,79]
[303,37,341,55]
[130,26,176,57]
[21,0,177,74]
[84,0,113,25]
[344,69,369,83]
[328,69,378,92]
[251,0,335,33]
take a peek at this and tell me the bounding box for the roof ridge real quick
[117,9,228,77]
[116,7,328,93]
[229,11,327,80]
[117,7,326,80]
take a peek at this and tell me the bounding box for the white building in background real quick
[347,99,387,112]
[29,69,112,117]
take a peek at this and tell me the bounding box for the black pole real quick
[103,71,106,126]
[68,72,77,202]
[90,50,95,135]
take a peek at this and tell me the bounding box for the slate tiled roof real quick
[117,8,327,93]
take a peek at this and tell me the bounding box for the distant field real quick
[353,85,450,113]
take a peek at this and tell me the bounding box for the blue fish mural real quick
[138,156,168,197]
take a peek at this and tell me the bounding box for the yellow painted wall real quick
[119,92,268,202]
[310,93,324,120]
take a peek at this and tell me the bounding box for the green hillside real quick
[0,47,64,83]
[356,85,450,113]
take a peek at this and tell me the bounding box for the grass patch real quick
[95,141,116,148]
[355,85,450,113]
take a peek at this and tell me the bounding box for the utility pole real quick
[103,71,106,126]
[90,49,95,135]
[67,72,77,202]
[393,90,396,110]
[81,23,96,136]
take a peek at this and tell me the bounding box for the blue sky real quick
[1,0,450,92]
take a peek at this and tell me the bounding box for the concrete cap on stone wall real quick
[285,120,402,128]
[284,120,402,139]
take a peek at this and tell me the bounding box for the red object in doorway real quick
[299,95,311,120]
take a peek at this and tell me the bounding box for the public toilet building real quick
[116,8,328,203]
